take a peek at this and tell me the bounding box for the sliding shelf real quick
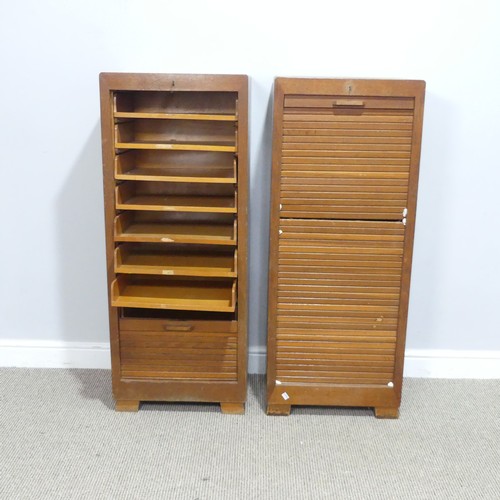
[115,151,236,183]
[114,121,236,153]
[115,140,236,153]
[114,213,237,245]
[115,246,237,277]
[115,165,236,183]
[115,111,237,121]
[116,191,236,213]
[111,276,236,312]
[116,182,236,213]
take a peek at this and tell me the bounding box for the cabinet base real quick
[220,402,245,414]
[374,407,400,419]
[267,404,292,416]
[115,400,245,414]
[115,400,140,412]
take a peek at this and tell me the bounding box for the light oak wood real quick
[115,141,236,152]
[115,151,236,183]
[111,276,236,312]
[115,111,237,121]
[374,407,400,419]
[114,213,237,246]
[267,404,291,416]
[114,246,237,277]
[267,78,425,417]
[115,400,140,412]
[100,73,248,412]
[220,402,245,414]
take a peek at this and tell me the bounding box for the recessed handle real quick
[163,324,194,332]
[333,100,365,107]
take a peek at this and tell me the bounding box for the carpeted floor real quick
[0,369,499,499]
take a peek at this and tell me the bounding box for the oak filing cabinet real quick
[266,78,425,418]
[99,73,248,413]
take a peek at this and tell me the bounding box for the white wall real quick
[1,0,499,372]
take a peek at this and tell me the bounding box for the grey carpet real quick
[0,369,499,499]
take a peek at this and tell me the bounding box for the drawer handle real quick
[333,100,365,107]
[163,324,194,332]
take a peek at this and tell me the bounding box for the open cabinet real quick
[266,78,425,418]
[99,73,248,413]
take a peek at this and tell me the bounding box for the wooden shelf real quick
[114,214,237,245]
[114,120,236,153]
[115,140,236,153]
[115,165,236,183]
[116,191,236,214]
[113,90,238,117]
[115,111,237,121]
[111,276,236,312]
[115,246,237,277]
[115,151,236,183]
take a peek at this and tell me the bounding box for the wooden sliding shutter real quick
[267,79,425,417]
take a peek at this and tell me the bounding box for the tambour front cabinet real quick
[267,78,425,418]
[100,73,248,413]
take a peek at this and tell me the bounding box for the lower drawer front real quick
[119,319,238,381]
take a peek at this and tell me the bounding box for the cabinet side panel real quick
[236,77,249,399]
[99,75,121,393]
[393,83,426,397]
[267,80,286,395]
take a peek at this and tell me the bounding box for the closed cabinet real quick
[267,78,425,418]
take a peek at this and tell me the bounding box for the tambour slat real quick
[282,142,412,152]
[282,150,411,159]
[283,128,413,138]
[283,113,413,123]
[281,165,410,172]
[281,157,409,166]
[282,136,412,145]
[277,357,394,367]
[274,376,392,385]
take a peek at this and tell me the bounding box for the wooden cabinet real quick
[266,78,425,418]
[99,73,248,413]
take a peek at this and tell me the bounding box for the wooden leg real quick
[115,400,140,412]
[267,403,291,416]
[220,402,245,415]
[374,407,399,419]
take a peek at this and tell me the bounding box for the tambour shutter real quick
[267,79,425,417]
[281,95,414,220]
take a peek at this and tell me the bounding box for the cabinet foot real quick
[220,402,245,414]
[267,404,291,416]
[374,407,399,419]
[115,400,140,412]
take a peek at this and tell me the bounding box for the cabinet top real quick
[99,73,248,93]
[274,77,425,98]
